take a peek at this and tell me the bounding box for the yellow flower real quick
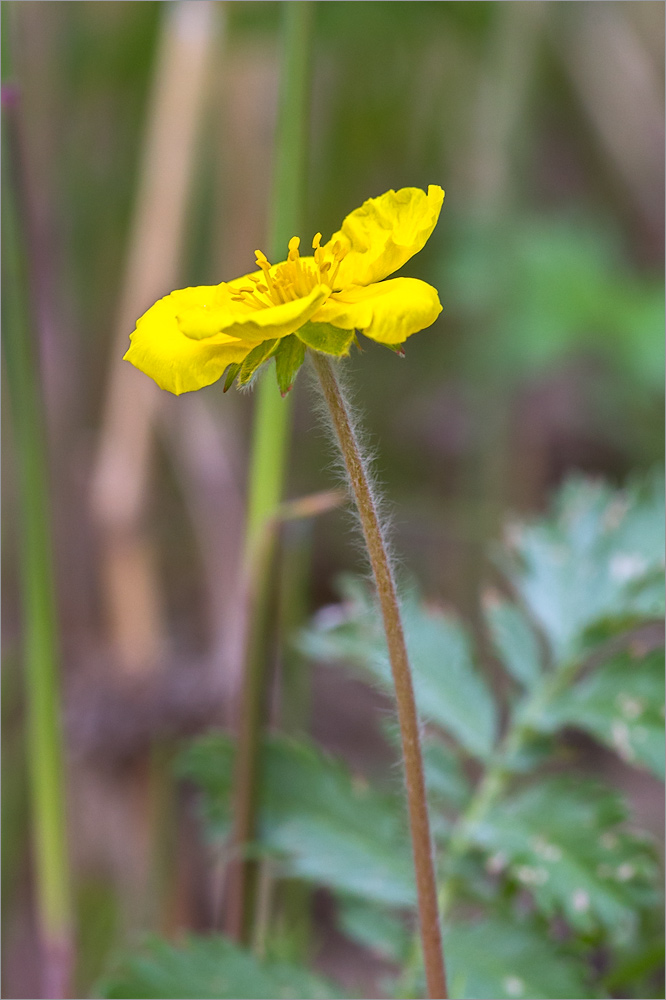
[124,185,444,395]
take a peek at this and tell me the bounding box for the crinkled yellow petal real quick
[315,277,442,345]
[323,185,444,288]
[124,288,254,395]
[176,282,330,344]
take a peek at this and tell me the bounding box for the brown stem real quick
[310,351,448,1000]
[223,523,277,943]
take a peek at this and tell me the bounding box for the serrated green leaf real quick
[97,935,342,999]
[222,362,241,392]
[468,778,659,938]
[296,321,355,356]
[484,596,543,689]
[177,734,416,907]
[275,334,306,395]
[336,896,409,964]
[237,338,278,387]
[299,577,498,758]
[445,917,595,999]
[422,738,471,810]
[545,648,665,778]
[500,473,665,661]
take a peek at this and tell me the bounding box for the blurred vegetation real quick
[2,1,664,998]
[103,473,665,998]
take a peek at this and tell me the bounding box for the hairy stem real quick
[226,2,314,943]
[310,351,448,1000]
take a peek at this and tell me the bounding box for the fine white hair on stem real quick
[307,347,448,995]
[306,353,398,580]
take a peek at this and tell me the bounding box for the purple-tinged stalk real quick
[309,350,448,1000]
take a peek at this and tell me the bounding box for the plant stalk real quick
[2,77,74,1000]
[309,351,448,1000]
[226,0,314,944]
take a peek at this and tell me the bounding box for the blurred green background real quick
[2,2,664,997]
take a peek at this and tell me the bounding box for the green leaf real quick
[335,896,409,964]
[545,648,665,778]
[604,934,666,998]
[97,934,342,999]
[422,738,471,810]
[299,577,498,758]
[275,334,306,395]
[177,734,416,907]
[222,362,241,392]
[468,778,659,938]
[500,472,665,661]
[445,917,595,999]
[237,339,278,387]
[484,594,543,689]
[296,321,355,356]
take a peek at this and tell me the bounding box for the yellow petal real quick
[315,277,442,345]
[176,282,330,343]
[323,185,444,287]
[124,288,254,395]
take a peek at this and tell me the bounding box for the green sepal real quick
[384,342,406,356]
[222,363,241,392]
[296,321,355,356]
[275,334,306,396]
[237,339,278,387]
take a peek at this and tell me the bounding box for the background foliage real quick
[2,2,664,998]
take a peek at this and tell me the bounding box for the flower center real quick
[230,234,348,310]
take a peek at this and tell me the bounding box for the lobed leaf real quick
[177,734,416,907]
[467,777,659,939]
[300,577,498,759]
[97,934,342,999]
[484,594,543,689]
[545,648,665,779]
[499,473,665,662]
[335,896,410,965]
[444,916,596,999]
[422,737,471,810]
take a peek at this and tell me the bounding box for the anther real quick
[254,250,272,271]
[288,236,301,261]
[312,232,322,251]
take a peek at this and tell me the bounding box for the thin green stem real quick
[244,0,312,556]
[439,653,587,918]
[2,76,74,1000]
[310,351,448,1000]
[226,0,314,945]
